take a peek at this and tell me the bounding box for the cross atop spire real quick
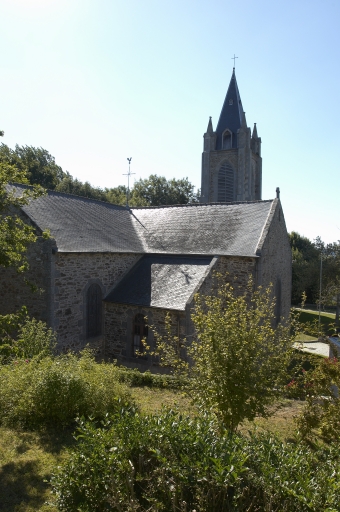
[231,54,238,68]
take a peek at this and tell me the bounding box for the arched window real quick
[86,284,102,338]
[222,129,232,150]
[218,162,234,202]
[132,314,148,356]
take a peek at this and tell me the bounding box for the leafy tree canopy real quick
[132,174,200,206]
[289,232,320,304]
[0,143,65,190]
[1,143,199,206]
[289,232,340,326]
[0,141,45,272]
[149,277,295,432]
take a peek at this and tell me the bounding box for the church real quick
[0,69,291,368]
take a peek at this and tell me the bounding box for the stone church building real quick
[0,69,291,367]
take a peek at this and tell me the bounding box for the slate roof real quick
[215,68,243,150]
[104,255,213,310]
[20,189,146,253]
[11,184,276,257]
[130,201,274,257]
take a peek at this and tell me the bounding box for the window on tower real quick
[222,129,232,150]
[217,163,234,202]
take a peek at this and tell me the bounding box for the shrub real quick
[15,316,56,359]
[0,312,55,362]
[0,350,133,428]
[115,367,182,389]
[51,408,340,511]
[151,278,295,431]
[296,356,340,441]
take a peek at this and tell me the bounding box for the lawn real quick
[0,388,305,512]
[294,308,336,336]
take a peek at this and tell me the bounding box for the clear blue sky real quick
[1,0,339,243]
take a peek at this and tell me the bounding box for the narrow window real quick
[132,314,148,356]
[222,130,232,150]
[275,278,282,325]
[218,162,234,202]
[87,284,102,338]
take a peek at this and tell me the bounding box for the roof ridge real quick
[9,182,128,210]
[131,199,274,210]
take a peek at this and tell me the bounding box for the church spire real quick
[215,68,244,150]
[252,123,258,138]
[207,116,213,134]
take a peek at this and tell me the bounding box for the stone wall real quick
[201,144,262,203]
[53,252,141,353]
[256,199,292,321]
[0,236,55,323]
[104,301,186,368]
[184,255,257,336]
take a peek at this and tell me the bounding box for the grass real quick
[295,333,318,341]
[0,385,308,512]
[0,428,74,512]
[294,308,336,336]
[295,308,336,320]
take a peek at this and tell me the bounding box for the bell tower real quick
[200,69,262,203]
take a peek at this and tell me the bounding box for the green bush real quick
[0,350,133,428]
[51,408,340,512]
[15,316,56,359]
[0,313,55,362]
[296,356,340,441]
[115,367,182,389]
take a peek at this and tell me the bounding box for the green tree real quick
[150,278,295,432]
[0,143,65,189]
[105,175,199,207]
[290,231,320,304]
[131,174,200,206]
[56,173,107,201]
[0,150,44,272]
[321,241,340,328]
[104,184,128,205]
[0,133,47,356]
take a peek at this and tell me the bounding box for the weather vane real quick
[231,54,238,68]
[123,157,135,207]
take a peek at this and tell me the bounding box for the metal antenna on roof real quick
[231,54,238,69]
[123,158,135,207]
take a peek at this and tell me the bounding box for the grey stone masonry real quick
[104,301,186,368]
[53,252,141,353]
[200,70,262,203]
[0,236,55,323]
[255,198,292,321]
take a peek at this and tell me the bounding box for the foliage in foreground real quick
[115,366,182,389]
[0,313,56,362]
[51,407,340,512]
[0,350,133,428]
[150,278,296,431]
[296,355,340,442]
